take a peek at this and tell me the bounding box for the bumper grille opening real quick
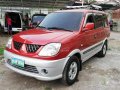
[13,41,23,50]
[26,44,41,53]
[13,41,41,53]
[7,59,39,74]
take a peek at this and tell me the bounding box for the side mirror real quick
[83,23,94,32]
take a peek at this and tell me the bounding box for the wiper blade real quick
[48,27,73,32]
[37,26,48,29]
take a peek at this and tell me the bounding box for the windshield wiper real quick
[48,27,73,32]
[37,26,48,29]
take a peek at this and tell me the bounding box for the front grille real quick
[13,41,40,53]
[14,41,23,50]
[26,44,41,53]
[7,59,39,74]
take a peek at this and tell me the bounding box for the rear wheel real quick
[97,42,107,57]
[62,56,80,85]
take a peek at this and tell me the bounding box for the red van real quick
[4,9,110,85]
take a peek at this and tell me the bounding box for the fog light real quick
[41,69,48,75]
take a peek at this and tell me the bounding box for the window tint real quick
[102,14,108,27]
[86,14,94,23]
[94,14,107,28]
[38,12,83,31]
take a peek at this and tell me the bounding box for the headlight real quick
[6,38,12,49]
[38,43,61,56]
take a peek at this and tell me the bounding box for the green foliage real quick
[0,48,4,55]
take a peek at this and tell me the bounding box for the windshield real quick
[32,16,45,23]
[38,12,83,31]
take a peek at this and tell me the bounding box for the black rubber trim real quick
[83,42,103,54]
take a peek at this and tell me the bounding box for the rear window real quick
[38,12,83,31]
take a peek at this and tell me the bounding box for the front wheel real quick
[62,56,80,85]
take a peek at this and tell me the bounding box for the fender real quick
[67,49,82,58]
[61,49,82,72]
[62,49,81,64]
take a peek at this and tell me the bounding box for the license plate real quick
[11,58,25,68]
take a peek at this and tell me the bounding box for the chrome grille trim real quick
[13,41,40,53]
[26,44,41,53]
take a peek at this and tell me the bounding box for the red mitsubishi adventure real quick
[4,9,110,85]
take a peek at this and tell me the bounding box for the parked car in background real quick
[30,13,46,28]
[0,10,23,32]
[4,9,110,85]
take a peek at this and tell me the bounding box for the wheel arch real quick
[73,53,82,71]
[66,49,82,71]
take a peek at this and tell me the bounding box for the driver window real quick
[86,14,94,23]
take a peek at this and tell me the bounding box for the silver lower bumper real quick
[4,50,69,81]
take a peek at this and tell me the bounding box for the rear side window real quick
[94,14,107,28]
[102,14,108,27]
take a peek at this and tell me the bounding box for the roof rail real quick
[61,5,102,11]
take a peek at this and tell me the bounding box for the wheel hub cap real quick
[68,62,78,80]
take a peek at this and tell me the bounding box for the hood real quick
[13,28,74,45]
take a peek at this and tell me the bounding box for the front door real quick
[80,13,97,61]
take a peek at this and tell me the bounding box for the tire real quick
[62,56,80,85]
[97,42,107,57]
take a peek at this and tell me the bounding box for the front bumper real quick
[4,50,69,81]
